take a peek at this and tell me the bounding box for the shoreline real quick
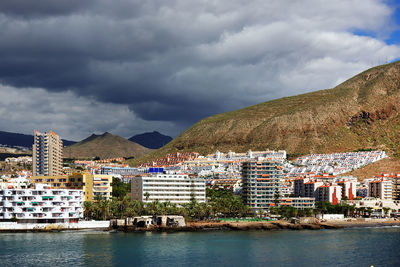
[1,219,400,233]
[113,219,400,233]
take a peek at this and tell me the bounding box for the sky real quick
[0,0,400,141]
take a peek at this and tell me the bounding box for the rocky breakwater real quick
[185,220,342,231]
[111,216,343,232]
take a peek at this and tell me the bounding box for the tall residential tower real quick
[242,160,283,212]
[33,130,63,176]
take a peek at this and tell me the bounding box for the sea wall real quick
[0,221,110,231]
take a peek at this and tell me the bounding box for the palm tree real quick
[383,207,391,217]
[366,207,373,217]
[99,199,110,220]
[83,201,94,220]
[360,207,366,217]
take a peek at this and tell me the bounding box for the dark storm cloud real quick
[0,0,93,17]
[0,0,399,140]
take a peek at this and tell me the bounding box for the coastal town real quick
[0,130,399,231]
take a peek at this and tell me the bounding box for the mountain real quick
[129,60,400,165]
[129,131,173,149]
[64,132,151,159]
[0,130,76,148]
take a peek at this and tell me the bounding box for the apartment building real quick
[0,183,83,223]
[31,173,113,201]
[392,175,400,200]
[337,180,356,200]
[304,180,324,198]
[130,173,206,205]
[368,178,393,200]
[315,184,342,205]
[33,130,63,176]
[242,160,283,211]
[101,166,143,176]
[279,197,315,209]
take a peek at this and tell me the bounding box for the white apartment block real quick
[131,173,206,205]
[33,130,63,176]
[0,183,83,223]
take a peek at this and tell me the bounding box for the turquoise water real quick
[1,227,400,266]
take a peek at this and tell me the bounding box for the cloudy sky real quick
[0,0,399,141]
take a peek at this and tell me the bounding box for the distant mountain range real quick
[64,132,151,159]
[0,130,76,148]
[129,131,172,149]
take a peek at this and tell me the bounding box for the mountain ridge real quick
[129,131,173,149]
[128,60,400,165]
[65,132,151,159]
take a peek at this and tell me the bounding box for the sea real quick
[1,227,399,266]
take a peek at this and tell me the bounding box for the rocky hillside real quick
[65,132,151,159]
[130,60,400,165]
[344,157,400,181]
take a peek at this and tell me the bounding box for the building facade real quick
[131,173,206,205]
[304,181,324,198]
[368,178,393,200]
[101,166,143,176]
[315,184,342,204]
[392,175,400,200]
[279,197,315,209]
[337,181,356,200]
[31,173,113,201]
[33,130,63,176]
[0,183,83,223]
[242,160,283,211]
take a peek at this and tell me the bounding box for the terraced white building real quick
[0,183,83,223]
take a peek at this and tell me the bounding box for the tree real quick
[84,201,95,220]
[144,192,150,201]
[98,199,110,220]
[366,207,374,216]
[383,207,391,217]
[111,177,131,199]
[274,188,280,205]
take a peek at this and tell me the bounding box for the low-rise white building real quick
[280,197,315,209]
[0,183,83,223]
[131,173,206,205]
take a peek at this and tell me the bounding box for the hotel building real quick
[31,173,113,201]
[131,173,206,205]
[33,130,63,176]
[0,183,83,223]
